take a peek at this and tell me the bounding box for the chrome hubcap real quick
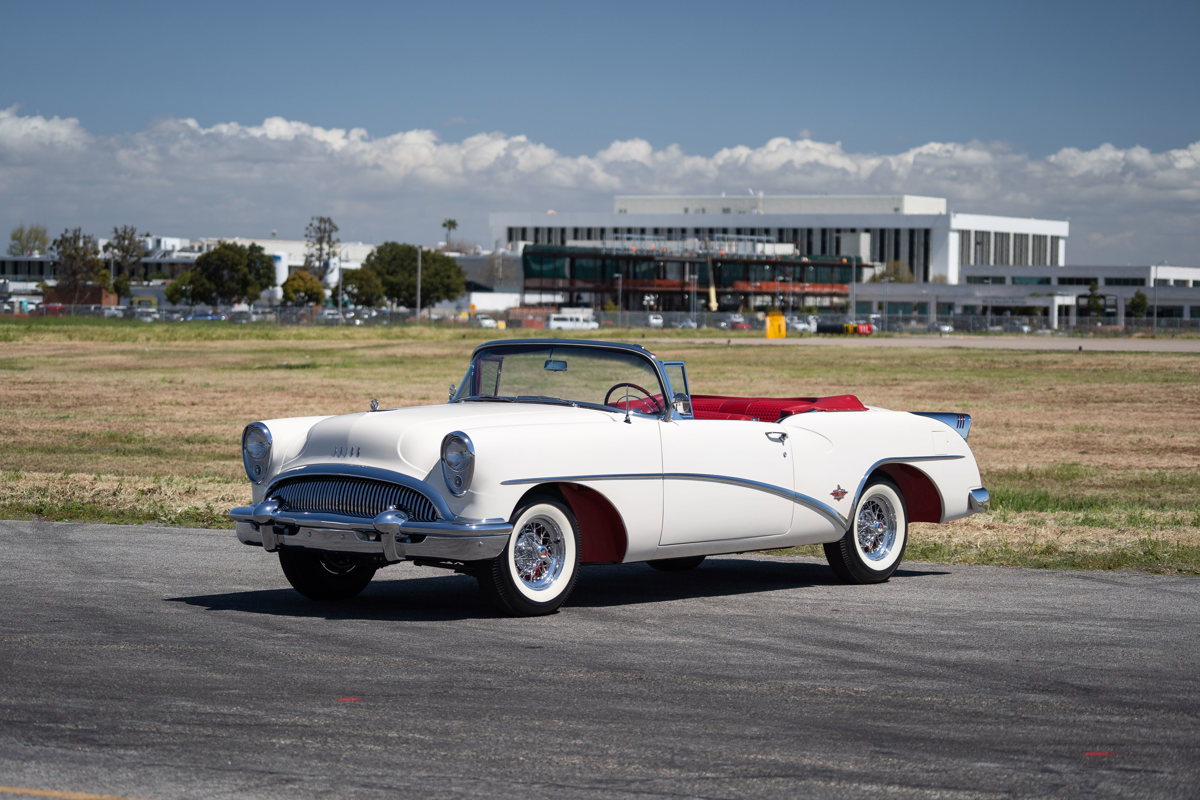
[856,497,897,562]
[513,516,564,590]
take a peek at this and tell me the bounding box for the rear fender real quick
[872,463,943,523]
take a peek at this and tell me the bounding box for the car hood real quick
[278,401,621,479]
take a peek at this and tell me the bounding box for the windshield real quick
[453,342,667,416]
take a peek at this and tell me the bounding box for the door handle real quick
[765,431,788,444]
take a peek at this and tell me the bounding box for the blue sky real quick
[3,0,1199,264]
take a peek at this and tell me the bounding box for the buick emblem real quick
[830,485,848,501]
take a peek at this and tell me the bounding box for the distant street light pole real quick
[1147,261,1166,335]
[690,269,697,318]
[1152,264,1156,336]
[881,277,893,333]
[416,247,422,323]
[616,272,623,327]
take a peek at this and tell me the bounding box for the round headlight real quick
[443,438,471,469]
[242,422,272,484]
[440,432,474,496]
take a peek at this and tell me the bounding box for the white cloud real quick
[1,106,1197,265]
[0,106,91,157]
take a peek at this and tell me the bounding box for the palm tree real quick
[442,218,458,247]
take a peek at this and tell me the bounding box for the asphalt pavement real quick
[0,520,1197,799]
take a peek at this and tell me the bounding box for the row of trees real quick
[164,216,466,311]
[9,223,149,304]
[9,216,468,313]
[164,241,275,306]
[294,215,467,311]
[8,224,50,257]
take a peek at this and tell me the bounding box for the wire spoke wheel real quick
[513,516,566,590]
[856,496,898,562]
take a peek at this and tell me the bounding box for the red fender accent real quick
[558,483,628,564]
[877,463,943,523]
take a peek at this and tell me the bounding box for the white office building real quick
[491,194,1069,285]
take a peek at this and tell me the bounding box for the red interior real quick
[689,394,866,422]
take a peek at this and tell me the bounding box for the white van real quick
[547,313,599,330]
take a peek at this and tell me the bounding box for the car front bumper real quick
[230,501,512,563]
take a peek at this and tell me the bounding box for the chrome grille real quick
[270,477,438,522]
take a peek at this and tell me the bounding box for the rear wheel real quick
[278,550,377,601]
[824,479,907,584]
[479,495,580,616]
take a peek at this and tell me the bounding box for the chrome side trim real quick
[670,474,847,528]
[501,471,848,528]
[969,487,990,514]
[501,472,657,486]
[502,454,968,531]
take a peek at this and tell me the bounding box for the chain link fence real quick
[7,302,1198,336]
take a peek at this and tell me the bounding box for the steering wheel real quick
[604,382,662,414]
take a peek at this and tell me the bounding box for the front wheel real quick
[824,479,907,584]
[278,550,377,600]
[479,495,580,616]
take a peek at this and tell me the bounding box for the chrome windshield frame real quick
[449,339,677,421]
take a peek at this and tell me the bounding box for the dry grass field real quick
[2,318,1198,573]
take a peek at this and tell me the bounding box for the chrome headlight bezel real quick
[440,431,475,497]
[242,422,272,484]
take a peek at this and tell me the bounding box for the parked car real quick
[675,318,698,329]
[475,314,498,328]
[231,339,988,616]
[719,314,751,330]
[647,313,664,328]
[547,313,599,330]
[786,315,817,333]
[186,311,226,322]
[927,321,954,333]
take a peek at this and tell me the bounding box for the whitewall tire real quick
[824,479,908,584]
[479,495,580,616]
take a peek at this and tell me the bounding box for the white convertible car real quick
[231,339,988,615]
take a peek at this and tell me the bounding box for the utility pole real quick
[337,259,343,319]
[881,277,893,333]
[415,247,422,322]
[1152,262,1160,336]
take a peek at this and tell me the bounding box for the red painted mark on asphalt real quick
[1084,751,1116,757]
[338,697,361,702]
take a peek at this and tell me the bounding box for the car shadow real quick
[169,559,948,622]
[572,560,945,608]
